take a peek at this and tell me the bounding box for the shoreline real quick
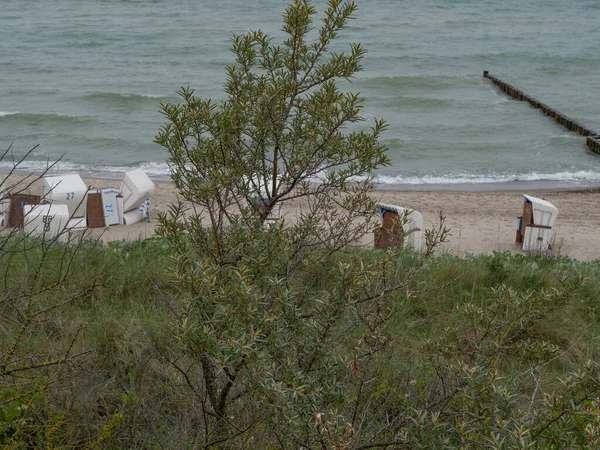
[372,180,600,193]
[2,168,599,193]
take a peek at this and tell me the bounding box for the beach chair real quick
[43,173,88,219]
[0,197,10,227]
[120,168,154,214]
[86,187,121,228]
[516,195,558,252]
[23,204,70,241]
[248,196,283,223]
[122,200,151,225]
[7,193,41,228]
[244,174,283,223]
[375,203,423,252]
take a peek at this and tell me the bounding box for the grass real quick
[2,237,600,447]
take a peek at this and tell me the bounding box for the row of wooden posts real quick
[483,71,600,154]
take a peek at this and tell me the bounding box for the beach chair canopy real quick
[120,169,155,213]
[43,173,87,218]
[242,174,288,200]
[377,203,424,251]
[524,195,558,227]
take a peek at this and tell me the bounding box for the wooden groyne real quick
[483,71,600,154]
[589,135,600,154]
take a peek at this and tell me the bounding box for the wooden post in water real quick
[483,71,600,154]
[588,135,600,154]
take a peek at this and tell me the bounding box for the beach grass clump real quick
[0,232,180,448]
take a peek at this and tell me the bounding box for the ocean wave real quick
[0,112,95,124]
[76,41,108,48]
[2,158,600,187]
[7,88,59,96]
[371,96,453,109]
[371,170,600,186]
[357,75,472,91]
[550,134,584,142]
[282,169,600,187]
[80,92,176,103]
[0,159,172,179]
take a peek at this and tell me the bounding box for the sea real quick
[1,0,599,189]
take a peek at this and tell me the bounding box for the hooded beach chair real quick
[375,203,423,252]
[516,195,558,252]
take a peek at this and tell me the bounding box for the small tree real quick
[156,1,447,448]
[155,0,389,261]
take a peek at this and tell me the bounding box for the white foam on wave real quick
[552,134,582,139]
[134,161,172,177]
[117,92,167,99]
[298,169,600,186]
[0,159,172,179]
[0,111,88,119]
[2,158,599,186]
[139,93,166,99]
[371,170,600,185]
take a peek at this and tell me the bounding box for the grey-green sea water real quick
[1,0,599,187]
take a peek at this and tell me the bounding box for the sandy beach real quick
[372,188,600,261]
[3,174,600,261]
